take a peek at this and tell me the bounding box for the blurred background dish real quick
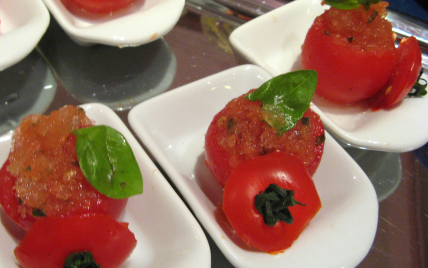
[41,0,185,46]
[0,0,49,70]
[38,18,176,111]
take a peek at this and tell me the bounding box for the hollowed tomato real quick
[0,106,128,231]
[0,158,128,232]
[301,3,397,104]
[205,90,325,187]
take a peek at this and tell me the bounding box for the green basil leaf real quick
[73,125,143,199]
[246,70,317,135]
[324,0,381,10]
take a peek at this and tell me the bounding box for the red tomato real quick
[205,90,325,187]
[222,152,321,253]
[14,213,137,268]
[369,36,422,110]
[0,158,128,232]
[301,4,397,104]
[64,0,136,14]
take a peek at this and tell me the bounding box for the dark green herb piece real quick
[324,0,381,10]
[63,251,100,268]
[315,134,326,146]
[408,69,427,97]
[32,208,46,217]
[367,10,378,23]
[73,125,143,199]
[302,117,310,126]
[246,70,317,135]
[255,184,305,226]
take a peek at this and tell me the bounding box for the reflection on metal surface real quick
[344,147,402,202]
[37,18,177,111]
[201,15,236,54]
[0,50,57,135]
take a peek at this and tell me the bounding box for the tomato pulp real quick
[222,152,322,253]
[14,213,137,268]
[205,90,325,187]
[301,2,397,104]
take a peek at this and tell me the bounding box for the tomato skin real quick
[205,90,325,187]
[0,158,128,232]
[0,159,36,231]
[369,36,422,110]
[301,8,396,104]
[14,213,136,268]
[65,0,136,14]
[222,152,321,253]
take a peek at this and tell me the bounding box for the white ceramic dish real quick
[0,103,210,268]
[0,0,49,70]
[42,0,184,46]
[229,0,428,152]
[128,64,379,268]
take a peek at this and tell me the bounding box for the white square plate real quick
[42,0,184,46]
[0,103,210,268]
[0,0,49,70]
[229,0,428,152]
[128,64,379,268]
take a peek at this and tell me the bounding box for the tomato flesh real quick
[369,36,423,110]
[205,90,325,187]
[222,152,321,253]
[14,213,137,268]
[301,3,396,104]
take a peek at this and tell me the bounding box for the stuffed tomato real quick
[205,71,325,187]
[301,1,397,104]
[0,105,142,231]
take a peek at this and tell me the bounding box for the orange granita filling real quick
[7,105,95,218]
[216,91,324,172]
[320,1,396,53]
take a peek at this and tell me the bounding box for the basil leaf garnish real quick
[246,70,317,135]
[324,0,381,10]
[73,125,143,199]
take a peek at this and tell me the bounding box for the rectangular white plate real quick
[128,64,379,268]
[0,103,210,268]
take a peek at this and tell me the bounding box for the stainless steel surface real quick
[190,0,428,67]
[214,0,279,17]
[1,1,428,267]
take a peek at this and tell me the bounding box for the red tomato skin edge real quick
[222,152,322,253]
[63,0,136,14]
[0,157,128,232]
[301,18,396,104]
[14,213,137,268]
[0,159,36,231]
[369,36,423,111]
